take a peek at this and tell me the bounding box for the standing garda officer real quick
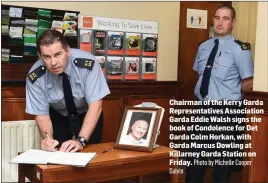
[26,30,110,153]
[186,5,254,183]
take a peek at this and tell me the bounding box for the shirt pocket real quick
[47,83,64,103]
[72,79,87,108]
[214,59,232,80]
[214,50,237,80]
[197,50,210,74]
[72,78,84,99]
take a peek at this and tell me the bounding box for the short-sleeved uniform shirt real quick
[26,48,110,116]
[193,34,254,101]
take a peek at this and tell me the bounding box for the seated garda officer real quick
[25,30,110,152]
[186,5,254,183]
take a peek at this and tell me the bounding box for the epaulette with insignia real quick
[73,58,95,70]
[234,39,250,50]
[198,37,212,47]
[27,66,46,84]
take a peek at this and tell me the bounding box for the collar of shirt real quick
[66,50,82,84]
[63,56,72,76]
[213,34,233,45]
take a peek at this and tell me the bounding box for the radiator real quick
[2,120,41,182]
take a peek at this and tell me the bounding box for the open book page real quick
[10,149,55,165]
[47,151,97,167]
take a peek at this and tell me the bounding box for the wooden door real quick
[178,2,245,183]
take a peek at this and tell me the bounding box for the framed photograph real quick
[114,107,162,152]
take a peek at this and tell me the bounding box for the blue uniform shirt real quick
[193,34,254,101]
[26,48,110,116]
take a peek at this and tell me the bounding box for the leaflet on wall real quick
[9,26,23,38]
[141,57,156,80]
[9,7,23,18]
[63,12,78,21]
[79,29,92,53]
[125,33,141,56]
[93,30,107,55]
[125,57,140,80]
[64,30,77,37]
[78,15,159,81]
[95,56,106,75]
[51,21,63,30]
[142,34,157,57]
[106,56,124,80]
[2,9,10,25]
[63,21,77,31]
[107,31,124,55]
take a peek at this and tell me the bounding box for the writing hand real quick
[59,140,83,152]
[41,138,59,152]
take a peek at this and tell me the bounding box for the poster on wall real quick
[125,57,140,80]
[106,56,124,80]
[78,15,159,81]
[142,34,157,57]
[78,15,158,34]
[125,33,141,56]
[107,31,124,55]
[93,30,107,55]
[186,9,207,29]
[141,57,156,80]
[79,29,92,53]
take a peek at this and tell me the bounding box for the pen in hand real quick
[43,132,59,151]
[45,132,54,147]
[45,132,50,139]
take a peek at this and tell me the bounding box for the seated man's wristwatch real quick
[76,136,87,147]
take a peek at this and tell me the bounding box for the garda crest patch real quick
[73,58,95,70]
[234,39,250,50]
[27,66,46,84]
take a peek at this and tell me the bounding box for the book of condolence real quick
[10,149,97,167]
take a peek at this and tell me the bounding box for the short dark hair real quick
[215,5,236,19]
[37,30,69,54]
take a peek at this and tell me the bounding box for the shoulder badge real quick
[234,39,250,50]
[73,58,95,70]
[27,66,46,84]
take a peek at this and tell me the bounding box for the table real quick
[19,142,181,183]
